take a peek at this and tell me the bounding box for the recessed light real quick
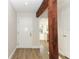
[25,28,28,31]
[25,2,28,6]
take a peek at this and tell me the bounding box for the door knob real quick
[63,34,67,37]
[30,32,32,37]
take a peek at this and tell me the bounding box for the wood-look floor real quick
[12,48,69,59]
[11,40,69,59]
[12,48,42,59]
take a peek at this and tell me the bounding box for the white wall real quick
[58,0,70,58]
[8,1,17,57]
[17,13,40,48]
[32,16,40,48]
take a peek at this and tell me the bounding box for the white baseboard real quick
[32,46,40,48]
[59,49,70,58]
[17,46,40,48]
[59,49,65,56]
[9,48,16,59]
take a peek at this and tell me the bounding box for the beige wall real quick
[8,1,17,57]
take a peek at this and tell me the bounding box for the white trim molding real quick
[9,48,16,59]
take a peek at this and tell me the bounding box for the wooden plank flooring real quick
[11,48,69,59]
[12,48,49,59]
[12,48,41,59]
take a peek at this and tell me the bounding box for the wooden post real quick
[48,0,58,59]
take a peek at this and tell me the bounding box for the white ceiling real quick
[10,0,43,13]
[10,0,69,15]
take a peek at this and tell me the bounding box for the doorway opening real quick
[39,18,49,59]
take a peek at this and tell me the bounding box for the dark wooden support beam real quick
[36,0,48,17]
[48,0,59,59]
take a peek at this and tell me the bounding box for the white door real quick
[58,4,70,57]
[17,18,33,48]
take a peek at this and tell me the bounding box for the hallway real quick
[8,0,70,59]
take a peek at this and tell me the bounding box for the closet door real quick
[17,18,33,48]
